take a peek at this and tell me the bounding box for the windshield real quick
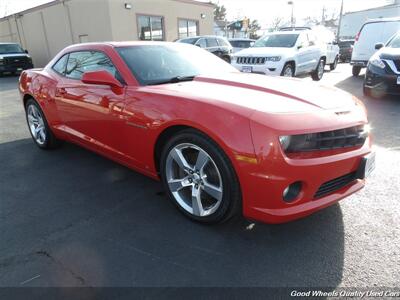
[177,38,198,45]
[116,44,238,85]
[0,43,24,54]
[387,34,400,48]
[254,34,299,48]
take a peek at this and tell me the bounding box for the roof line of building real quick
[343,3,399,16]
[0,0,214,22]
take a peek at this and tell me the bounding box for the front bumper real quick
[350,60,367,67]
[364,64,400,96]
[0,62,33,73]
[231,61,285,76]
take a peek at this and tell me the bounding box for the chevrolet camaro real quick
[19,42,375,224]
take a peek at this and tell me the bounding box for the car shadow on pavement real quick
[0,138,344,288]
[0,74,20,92]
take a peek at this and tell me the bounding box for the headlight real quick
[279,124,370,153]
[265,56,281,62]
[369,57,385,69]
[231,56,237,63]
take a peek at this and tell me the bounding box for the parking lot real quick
[0,64,399,288]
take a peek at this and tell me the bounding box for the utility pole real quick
[336,0,344,42]
[321,6,326,25]
[288,1,294,27]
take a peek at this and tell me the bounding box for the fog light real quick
[283,181,302,203]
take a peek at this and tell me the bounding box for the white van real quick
[351,17,400,76]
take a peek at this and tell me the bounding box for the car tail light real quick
[355,31,361,42]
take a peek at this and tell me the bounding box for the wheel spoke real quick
[168,177,191,193]
[28,115,37,124]
[191,185,204,216]
[39,128,46,142]
[170,148,192,172]
[195,150,209,171]
[202,182,222,201]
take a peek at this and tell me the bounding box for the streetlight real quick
[288,1,294,27]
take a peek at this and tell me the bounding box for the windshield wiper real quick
[148,75,196,85]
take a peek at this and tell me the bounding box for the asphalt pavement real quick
[0,64,399,289]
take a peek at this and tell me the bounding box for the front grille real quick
[236,57,266,65]
[287,125,367,153]
[4,56,30,67]
[314,172,357,199]
[393,59,400,72]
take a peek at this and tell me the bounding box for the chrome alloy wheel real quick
[283,66,293,77]
[317,60,325,78]
[165,143,223,217]
[27,104,46,145]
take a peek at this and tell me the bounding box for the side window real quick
[297,33,309,48]
[52,54,69,75]
[65,51,118,80]
[206,38,219,48]
[196,38,207,48]
[217,37,229,47]
[308,33,316,46]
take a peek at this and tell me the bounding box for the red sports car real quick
[19,42,375,224]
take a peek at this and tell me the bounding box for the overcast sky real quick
[0,0,396,28]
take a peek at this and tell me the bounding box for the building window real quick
[138,15,164,41]
[178,19,198,39]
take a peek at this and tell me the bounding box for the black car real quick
[363,32,400,97]
[176,36,233,63]
[0,43,34,76]
[338,40,354,62]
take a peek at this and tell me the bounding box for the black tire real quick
[25,98,61,149]
[352,66,361,77]
[330,56,338,71]
[160,129,241,224]
[222,56,231,63]
[311,58,325,81]
[280,63,294,77]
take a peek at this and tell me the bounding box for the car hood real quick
[378,47,400,60]
[235,47,294,57]
[144,72,359,116]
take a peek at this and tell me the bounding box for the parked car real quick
[231,29,326,81]
[363,31,400,97]
[176,35,232,62]
[0,42,33,76]
[19,42,374,224]
[351,17,400,76]
[338,40,354,62]
[228,38,255,53]
[311,25,340,70]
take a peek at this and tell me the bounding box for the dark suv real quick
[176,36,233,63]
[0,43,33,76]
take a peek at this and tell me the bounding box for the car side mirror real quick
[82,70,123,89]
[24,49,29,54]
[375,43,384,50]
[332,41,338,45]
[297,45,303,50]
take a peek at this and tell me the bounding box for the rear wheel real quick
[311,58,325,81]
[330,56,338,71]
[160,129,241,224]
[352,66,361,77]
[25,98,61,149]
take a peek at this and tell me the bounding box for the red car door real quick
[55,50,126,156]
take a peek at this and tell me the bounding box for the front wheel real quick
[281,63,294,77]
[25,98,61,149]
[352,66,361,77]
[160,129,241,224]
[311,58,325,81]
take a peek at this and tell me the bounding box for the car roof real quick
[228,38,255,41]
[179,35,227,40]
[0,42,20,45]
[363,17,400,24]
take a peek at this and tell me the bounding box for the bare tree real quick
[269,16,285,31]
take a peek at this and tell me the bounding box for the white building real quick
[339,0,400,39]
